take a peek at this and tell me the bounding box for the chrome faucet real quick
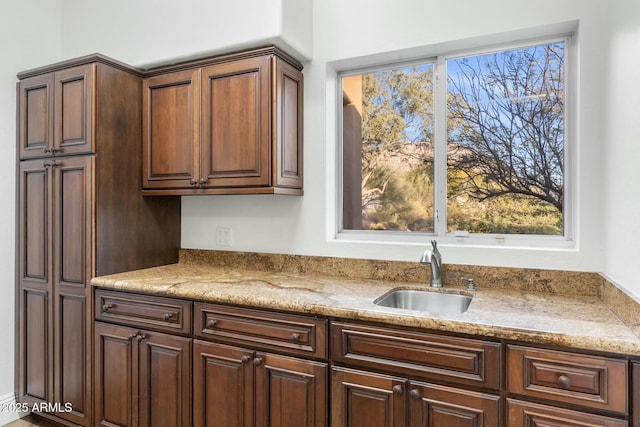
[420,240,442,288]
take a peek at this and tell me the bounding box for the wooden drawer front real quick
[507,399,628,427]
[507,345,628,415]
[331,322,501,390]
[95,289,192,335]
[194,302,327,359]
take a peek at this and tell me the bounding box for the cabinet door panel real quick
[53,156,93,287]
[507,399,627,427]
[255,353,327,427]
[193,340,254,427]
[275,58,303,188]
[633,362,639,427]
[94,322,137,427]
[19,160,50,283]
[18,74,54,159]
[19,288,49,403]
[331,367,405,427]
[143,69,200,189]
[54,293,88,425]
[54,64,95,155]
[138,331,192,427]
[201,56,270,187]
[408,381,500,427]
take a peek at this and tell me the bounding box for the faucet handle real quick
[461,277,476,291]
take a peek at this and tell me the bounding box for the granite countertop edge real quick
[91,263,640,357]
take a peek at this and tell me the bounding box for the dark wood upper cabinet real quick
[19,64,95,159]
[200,56,271,188]
[142,69,200,189]
[16,55,181,427]
[142,46,304,195]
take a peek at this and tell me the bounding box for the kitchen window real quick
[338,36,572,247]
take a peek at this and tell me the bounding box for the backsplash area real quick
[179,248,639,337]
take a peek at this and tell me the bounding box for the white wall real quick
[602,0,640,297]
[0,2,62,422]
[60,0,312,67]
[182,0,610,273]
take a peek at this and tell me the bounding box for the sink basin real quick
[374,289,472,314]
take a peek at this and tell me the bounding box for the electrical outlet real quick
[215,227,232,246]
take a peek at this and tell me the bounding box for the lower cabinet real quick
[92,290,637,427]
[93,322,192,427]
[193,340,327,427]
[331,367,500,427]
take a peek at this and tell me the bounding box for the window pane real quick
[446,42,565,235]
[342,64,435,232]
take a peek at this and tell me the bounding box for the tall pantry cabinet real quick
[15,55,181,427]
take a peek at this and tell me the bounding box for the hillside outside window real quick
[340,38,568,244]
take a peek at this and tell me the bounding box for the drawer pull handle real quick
[103,304,113,311]
[556,375,572,389]
[163,313,173,321]
[206,319,217,329]
[240,355,251,364]
[253,357,264,366]
[291,333,301,343]
[392,385,403,395]
[409,389,421,400]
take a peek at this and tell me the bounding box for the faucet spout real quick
[419,240,443,288]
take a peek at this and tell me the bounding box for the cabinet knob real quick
[43,147,60,154]
[409,389,421,400]
[199,178,207,186]
[102,303,113,311]
[136,333,147,342]
[240,355,251,364]
[291,333,301,343]
[556,375,572,389]
[253,357,264,366]
[206,319,217,329]
[190,178,197,186]
[163,313,172,321]
[127,333,136,341]
[392,385,403,395]
[43,160,60,169]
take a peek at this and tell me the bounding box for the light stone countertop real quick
[91,262,640,356]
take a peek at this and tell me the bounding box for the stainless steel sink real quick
[374,289,472,314]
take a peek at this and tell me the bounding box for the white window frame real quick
[335,33,577,250]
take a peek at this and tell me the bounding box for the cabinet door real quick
[94,322,138,427]
[633,362,639,427]
[254,352,327,427]
[142,69,200,189]
[51,156,93,426]
[201,56,270,187]
[138,331,192,427]
[18,75,54,159]
[331,367,406,427]
[274,57,303,189]
[193,340,254,427]
[53,64,95,156]
[408,381,500,427]
[507,399,627,427]
[17,159,52,404]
